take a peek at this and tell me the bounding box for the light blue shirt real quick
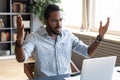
[23,27,89,78]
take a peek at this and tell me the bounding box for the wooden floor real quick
[0,59,28,80]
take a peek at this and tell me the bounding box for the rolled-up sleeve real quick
[71,34,89,58]
[22,33,35,61]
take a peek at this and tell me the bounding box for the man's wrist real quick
[95,34,103,43]
[15,40,23,47]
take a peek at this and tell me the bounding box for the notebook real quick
[64,56,117,80]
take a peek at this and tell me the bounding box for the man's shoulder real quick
[31,27,46,35]
[61,29,73,35]
[62,29,71,33]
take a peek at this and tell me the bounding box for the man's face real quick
[45,11,63,35]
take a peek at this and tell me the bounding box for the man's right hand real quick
[17,15,24,41]
[15,15,25,62]
[16,15,25,47]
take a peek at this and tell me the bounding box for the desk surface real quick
[33,67,120,80]
[112,67,120,80]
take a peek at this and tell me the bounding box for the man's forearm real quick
[88,35,103,57]
[15,40,25,62]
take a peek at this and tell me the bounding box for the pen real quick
[117,70,120,73]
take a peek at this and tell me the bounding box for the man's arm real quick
[88,35,102,57]
[15,15,25,62]
[15,41,25,62]
[88,18,110,57]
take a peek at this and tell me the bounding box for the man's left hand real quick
[99,17,110,38]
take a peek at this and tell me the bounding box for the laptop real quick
[64,56,117,80]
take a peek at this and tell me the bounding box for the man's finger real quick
[17,15,23,28]
[107,17,110,22]
[105,17,110,28]
[21,24,24,30]
[100,21,102,28]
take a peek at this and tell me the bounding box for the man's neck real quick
[50,34,58,40]
[46,28,58,40]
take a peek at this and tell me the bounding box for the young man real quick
[15,4,110,78]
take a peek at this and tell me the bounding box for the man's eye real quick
[52,20,57,22]
[50,19,63,23]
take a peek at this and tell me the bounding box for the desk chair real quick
[24,61,80,79]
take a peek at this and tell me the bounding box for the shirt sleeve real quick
[71,33,89,58]
[22,33,35,61]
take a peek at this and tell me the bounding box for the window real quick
[90,0,120,35]
[61,0,82,28]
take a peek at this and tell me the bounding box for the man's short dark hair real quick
[44,4,60,20]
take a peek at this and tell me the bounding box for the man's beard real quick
[48,26,62,35]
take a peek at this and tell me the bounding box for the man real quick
[15,4,110,78]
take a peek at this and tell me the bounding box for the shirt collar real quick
[40,27,48,35]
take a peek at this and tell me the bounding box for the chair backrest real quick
[24,61,79,79]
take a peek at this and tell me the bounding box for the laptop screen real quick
[80,56,117,80]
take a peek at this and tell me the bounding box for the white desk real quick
[112,66,120,80]
[64,66,120,80]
